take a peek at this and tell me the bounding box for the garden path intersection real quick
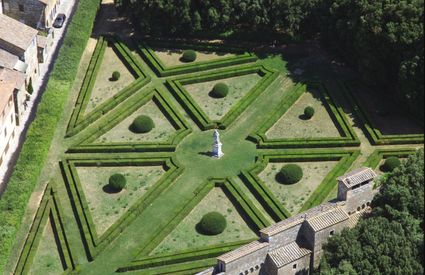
[7,26,424,275]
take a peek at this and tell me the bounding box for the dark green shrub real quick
[277,164,303,184]
[27,78,34,94]
[181,50,197,63]
[108,174,127,192]
[210,83,229,98]
[382,157,401,172]
[198,212,227,235]
[111,71,121,81]
[304,106,315,119]
[130,115,155,133]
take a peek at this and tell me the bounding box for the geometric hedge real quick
[240,149,360,222]
[68,88,191,153]
[342,82,424,145]
[138,39,258,77]
[166,65,279,131]
[67,35,151,137]
[60,156,182,259]
[116,178,270,273]
[249,82,360,149]
[13,184,75,274]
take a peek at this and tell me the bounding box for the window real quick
[330,230,335,236]
[18,4,24,12]
[293,263,297,270]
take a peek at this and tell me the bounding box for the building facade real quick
[1,0,59,29]
[0,13,39,88]
[0,82,17,169]
[198,167,378,275]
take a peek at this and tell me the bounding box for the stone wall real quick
[220,245,269,275]
[2,0,44,28]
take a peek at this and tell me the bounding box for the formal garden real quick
[1,1,423,275]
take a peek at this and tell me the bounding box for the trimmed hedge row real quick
[117,240,250,272]
[137,39,258,77]
[0,0,101,272]
[117,178,265,272]
[68,89,192,153]
[122,258,216,275]
[249,82,361,149]
[363,148,418,170]
[14,184,75,274]
[241,149,360,221]
[166,65,279,131]
[342,82,424,145]
[299,150,360,212]
[66,36,151,137]
[61,156,182,259]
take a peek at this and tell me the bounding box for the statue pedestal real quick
[212,130,224,159]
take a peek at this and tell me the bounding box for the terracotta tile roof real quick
[260,202,340,237]
[0,14,38,52]
[338,167,377,188]
[347,207,371,228]
[0,81,14,113]
[0,67,25,89]
[217,241,269,264]
[268,242,311,268]
[306,207,349,232]
[0,48,19,69]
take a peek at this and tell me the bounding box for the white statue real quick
[212,129,224,158]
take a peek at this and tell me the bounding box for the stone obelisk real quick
[212,129,224,158]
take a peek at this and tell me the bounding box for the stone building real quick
[0,81,18,169]
[0,14,39,88]
[1,0,60,29]
[198,167,378,275]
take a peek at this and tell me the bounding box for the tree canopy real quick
[319,150,424,275]
[116,0,424,119]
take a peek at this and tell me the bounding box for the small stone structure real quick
[197,167,378,275]
[212,129,224,159]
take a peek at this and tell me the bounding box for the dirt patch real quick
[266,89,341,139]
[150,187,257,255]
[184,74,262,121]
[76,165,165,236]
[259,160,339,215]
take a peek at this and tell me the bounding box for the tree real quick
[319,150,424,274]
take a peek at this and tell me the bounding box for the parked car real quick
[53,14,66,28]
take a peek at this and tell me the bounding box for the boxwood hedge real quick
[0,0,101,272]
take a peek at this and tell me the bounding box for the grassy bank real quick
[0,0,101,271]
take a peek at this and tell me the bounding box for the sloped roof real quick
[217,241,269,264]
[0,14,38,52]
[306,207,349,232]
[0,67,26,89]
[0,81,14,113]
[268,242,311,268]
[338,167,377,188]
[260,202,340,237]
[0,48,19,69]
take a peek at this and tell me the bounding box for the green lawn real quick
[6,5,423,275]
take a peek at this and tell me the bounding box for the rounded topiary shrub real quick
[382,157,401,172]
[210,83,229,98]
[130,115,155,134]
[111,71,121,81]
[108,174,126,192]
[277,164,303,184]
[304,106,315,119]
[181,50,197,63]
[198,212,227,236]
